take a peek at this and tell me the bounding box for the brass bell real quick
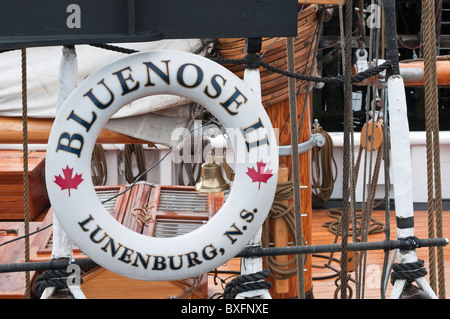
[195,152,230,193]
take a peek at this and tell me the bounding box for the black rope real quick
[90,43,139,54]
[34,267,83,298]
[223,270,272,299]
[88,43,392,86]
[390,259,428,285]
[211,55,392,86]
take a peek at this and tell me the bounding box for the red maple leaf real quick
[246,160,273,190]
[54,165,84,197]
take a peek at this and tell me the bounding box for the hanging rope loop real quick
[311,122,337,205]
[91,144,108,186]
[124,144,147,183]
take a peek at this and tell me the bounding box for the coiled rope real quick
[262,181,298,280]
[390,259,428,285]
[223,270,272,299]
[34,267,82,298]
[311,122,337,205]
[124,144,147,183]
[91,144,108,186]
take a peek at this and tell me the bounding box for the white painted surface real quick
[328,131,450,203]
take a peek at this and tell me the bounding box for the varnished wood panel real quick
[0,151,49,220]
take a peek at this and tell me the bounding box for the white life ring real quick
[45,50,278,281]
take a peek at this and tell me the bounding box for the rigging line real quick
[295,7,324,299]
[267,10,324,285]
[20,48,31,300]
[338,0,356,299]
[357,0,367,51]
[380,85,391,299]
[287,35,305,299]
[357,0,377,298]
[297,8,325,136]
[359,0,383,299]
[423,0,445,299]
[285,2,319,298]
[0,223,53,248]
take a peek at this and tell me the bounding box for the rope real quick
[320,138,386,275]
[34,268,82,298]
[338,0,356,299]
[131,204,154,226]
[88,43,391,86]
[422,0,446,299]
[124,144,147,183]
[357,0,367,51]
[91,144,108,186]
[311,123,337,205]
[286,35,305,299]
[284,5,325,300]
[176,104,206,186]
[90,43,139,54]
[21,48,31,300]
[262,181,298,280]
[223,270,272,299]
[323,209,385,237]
[390,259,428,285]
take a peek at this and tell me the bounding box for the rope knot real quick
[244,53,263,69]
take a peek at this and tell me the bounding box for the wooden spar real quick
[399,60,450,87]
[353,60,450,87]
[0,116,148,144]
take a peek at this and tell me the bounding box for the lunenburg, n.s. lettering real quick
[78,214,221,271]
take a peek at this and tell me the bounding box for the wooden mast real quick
[217,3,320,298]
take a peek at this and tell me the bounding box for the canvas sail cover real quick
[0,39,209,119]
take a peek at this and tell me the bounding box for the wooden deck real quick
[208,208,450,299]
[309,208,450,299]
